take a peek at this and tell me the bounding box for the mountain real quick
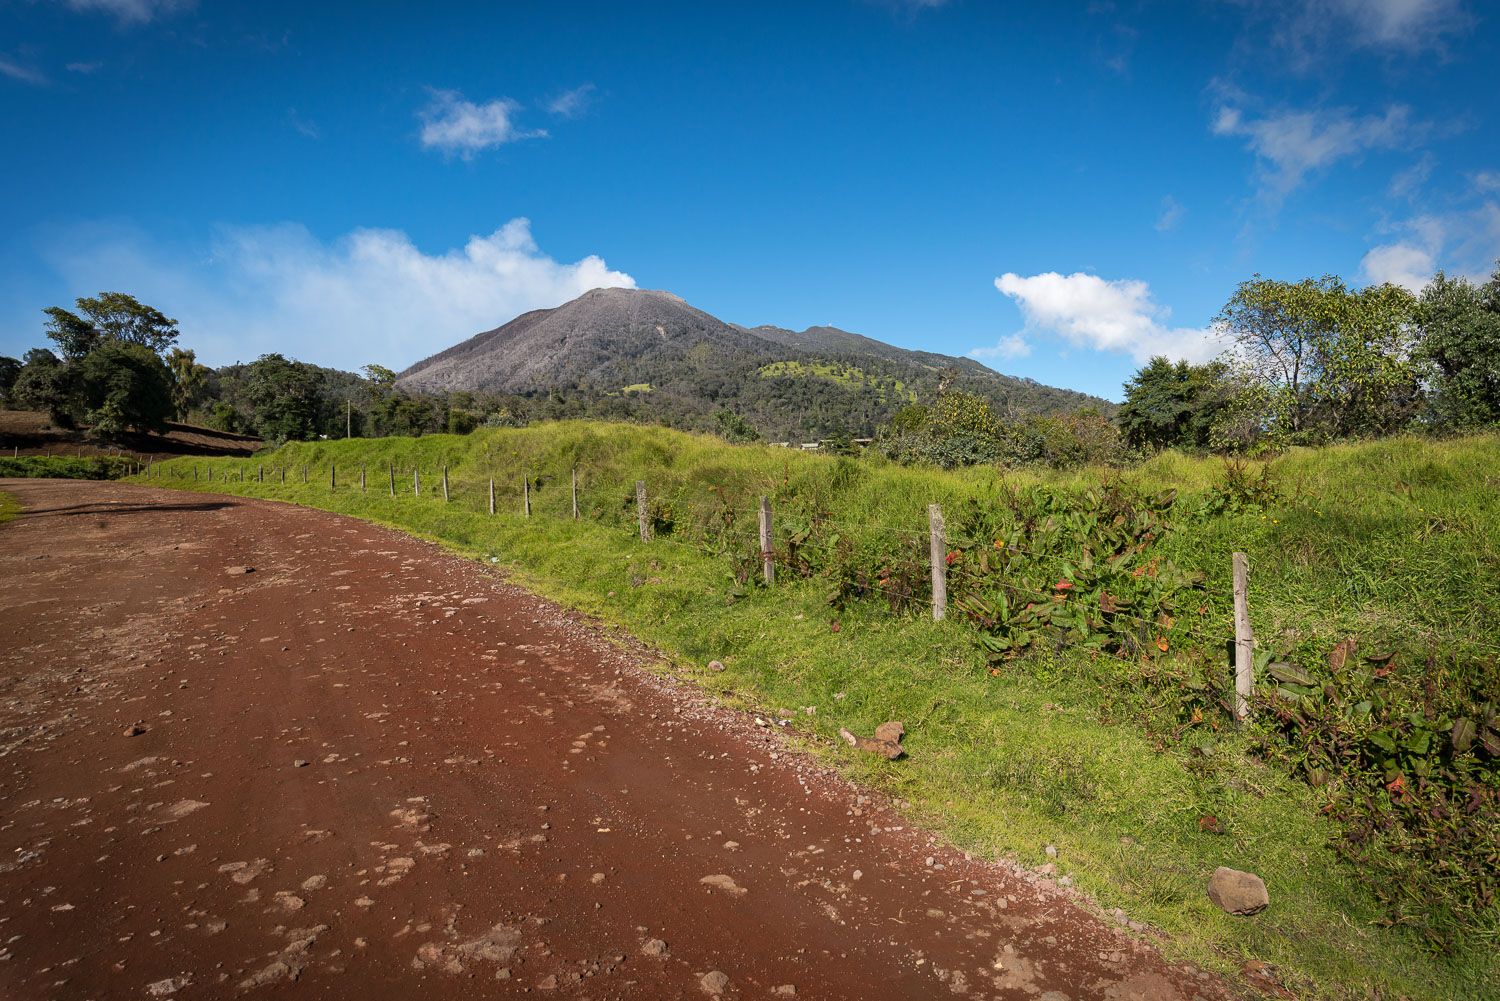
[398,287,1107,440]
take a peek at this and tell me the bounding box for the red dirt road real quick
[0,481,1230,1000]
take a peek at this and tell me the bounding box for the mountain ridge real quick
[398,287,1107,439]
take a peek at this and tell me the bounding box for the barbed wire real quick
[153,458,1500,659]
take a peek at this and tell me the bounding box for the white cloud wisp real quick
[418,90,547,158]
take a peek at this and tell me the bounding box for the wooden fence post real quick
[571,467,579,520]
[331,463,336,490]
[523,476,531,517]
[759,495,775,585]
[280,465,285,484]
[928,503,947,622]
[442,465,449,502]
[360,464,366,492]
[389,464,395,497]
[488,478,496,515]
[193,465,198,481]
[258,464,263,483]
[1233,552,1254,723]
[413,469,420,497]
[302,465,308,484]
[636,481,650,542]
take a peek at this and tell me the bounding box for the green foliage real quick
[44,291,179,360]
[77,342,175,437]
[952,482,1201,658]
[1119,356,1239,451]
[881,393,1125,469]
[10,348,75,426]
[1417,268,1500,431]
[0,355,20,404]
[167,346,210,416]
[714,407,759,443]
[242,353,326,442]
[0,454,136,479]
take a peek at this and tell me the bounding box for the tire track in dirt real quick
[0,480,1231,1000]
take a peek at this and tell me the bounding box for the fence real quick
[136,454,1273,720]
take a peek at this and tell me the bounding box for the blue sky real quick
[2,0,1497,401]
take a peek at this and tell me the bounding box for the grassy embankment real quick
[0,454,137,479]
[132,424,1500,999]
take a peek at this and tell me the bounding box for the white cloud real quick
[39,218,635,371]
[1212,102,1420,201]
[1360,242,1436,291]
[969,333,1031,361]
[1255,0,1470,64]
[65,60,103,74]
[1329,0,1468,48]
[1362,200,1500,288]
[0,55,48,86]
[980,271,1226,364]
[1155,195,1184,232]
[418,90,547,158]
[1388,152,1434,199]
[62,0,194,25]
[547,84,596,119]
[1471,170,1500,194]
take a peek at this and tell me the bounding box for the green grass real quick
[133,423,1500,999]
[0,490,19,525]
[758,359,914,403]
[0,454,137,479]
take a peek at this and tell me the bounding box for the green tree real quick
[0,355,21,405]
[1417,267,1500,430]
[44,292,179,360]
[1118,356,1238,451]
[1216,275,1345,436]
[362,364,397,389]
[11,348,76,425]
[244,353,325,442]
[714,407,758,443]
[77,342,176,437]
[1303,281,1422,438]
[167,347,210,418]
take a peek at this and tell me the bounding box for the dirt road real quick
[0,480,1229,1000]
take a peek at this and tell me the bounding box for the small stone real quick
[146,975,192,996]
[700,970,730,995]
[1044,845,1058,857]
[873,721,905,743]
[699,874,747,896]
[1038,863,1058,877]
[708,660,726,672]
[225,566,254,576]
[640,938,668,957]
[536,974,558,990]
[124,724,147,737]
[773,987,797,997]
[293,759,309,768]
[1207,867,1269,916]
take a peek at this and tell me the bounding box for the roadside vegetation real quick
[0,454,137,479]
[136,422,1500,999]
